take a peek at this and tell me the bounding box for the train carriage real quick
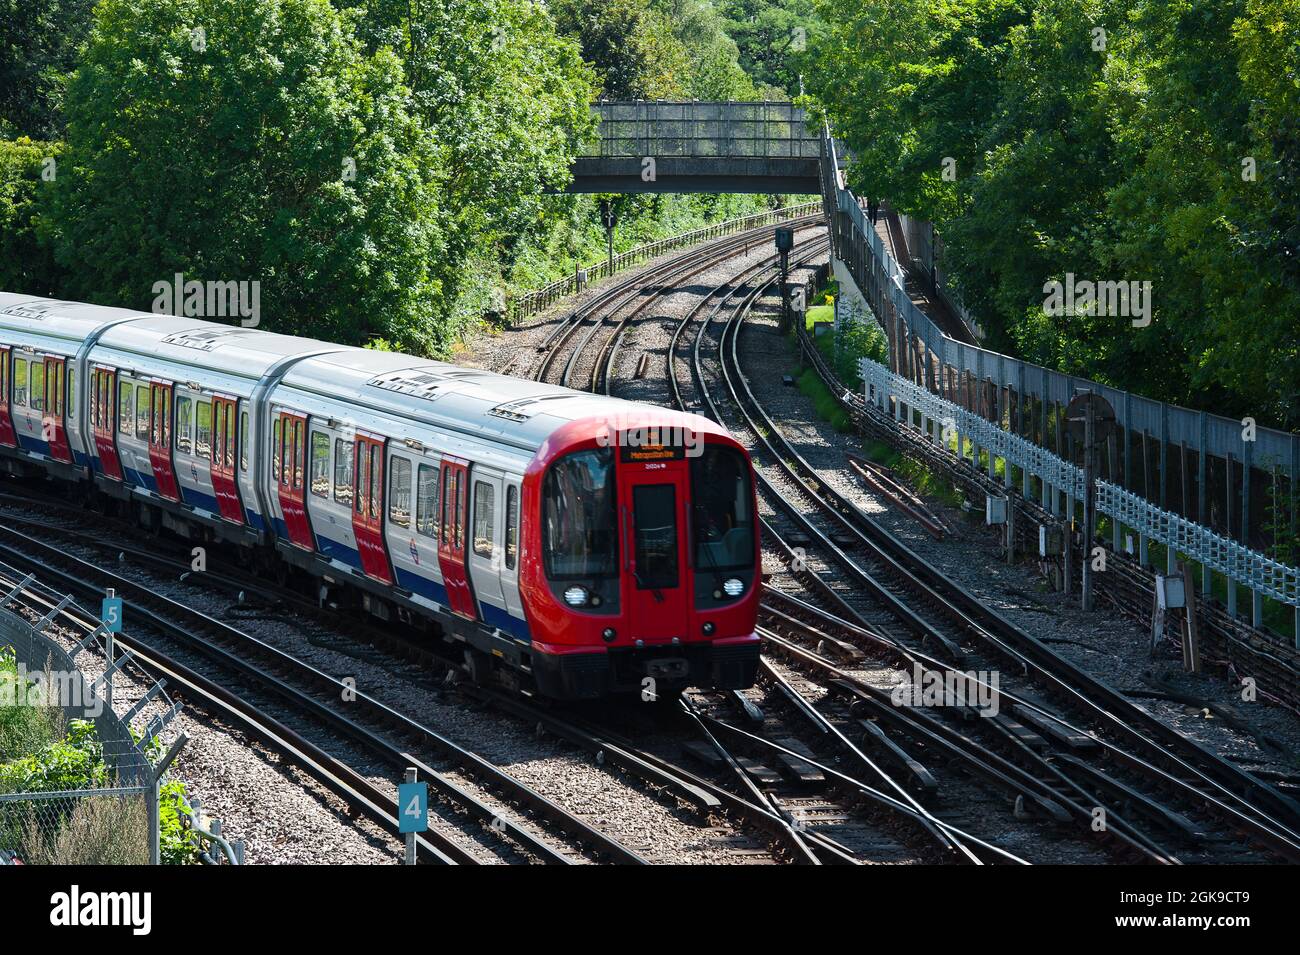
[0,292,761,699]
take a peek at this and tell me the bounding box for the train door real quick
[147,381,180,500]
[467,469,507,623]
[210,395,243,524]
[91,366,122,479]
[437,457,476,619]
[500,480,524,620]
[275,411,313,549]
[352,433,392,582]
[617,453,691,643]
[0,347,14,447]
[40,356,72,463]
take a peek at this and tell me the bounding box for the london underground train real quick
[0,292,761,699]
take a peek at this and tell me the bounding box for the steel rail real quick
[0,527,647,865]
[0,566,470,865]
[714,271,1300,862]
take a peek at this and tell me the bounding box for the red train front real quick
[519,410,761,699]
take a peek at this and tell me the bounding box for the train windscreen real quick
[690,446,754,572]
[543,448,618,579]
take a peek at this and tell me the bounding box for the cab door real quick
[436,457,476,619]
[210,395,243,524]
[0,347,14,448]
[91,366,123,479]
[617,452,691,643]
[41,356,72,463]
[147,381,180,500]
[352,432,392,582]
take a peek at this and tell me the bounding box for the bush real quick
[18,793,148,865]
[0,649,65,767]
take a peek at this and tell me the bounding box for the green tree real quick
[552,0,693,99]
[341,0,598,265]
[0,138,64,294]
[811,0,1300,428]
[0,0,97,137]
[52,0,450,353]
[720,0,823,95]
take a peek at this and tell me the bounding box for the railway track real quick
[0,521,648,865]
[531,215,822,390]
[676,245,1300,864]
[534,224,1032,863]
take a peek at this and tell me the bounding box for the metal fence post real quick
[149,734,188,865]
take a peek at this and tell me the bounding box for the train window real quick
[224,404,236,469]
[176,397,193,453]
[632,485,678,590]
[369,444,381,520]
[333,438,353,505]
[473,482,494,559]
[159,388,171,448]
[117,380,131,434]
[354,443,366,515]
[542,448,617,579]
[690,446,755,571]
[416,464,438,538]
[196,400,212,459]
[291,419,303,490]
[0,352,7,406]
[12,359,25,407]
[389,457,411,528]
[213,402,225,464]
[283,421,293,486]
[240,412,249,472]
[30,361,44,412]
[505,486,518,571]
[309,431,330,497]
[65,365,73,418]
[135,385,150,439]
[439,469,454,545]
[272,418,282,484]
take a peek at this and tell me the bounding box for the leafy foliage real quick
[0,0,97,137]
[0,138,65,296]
[51,0,448,352]
[0,718,107,794]
[812,0,1300,429]
[720,0,824,96]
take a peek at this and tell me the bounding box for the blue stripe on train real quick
[16,435,50,456]
[179,485,220,514]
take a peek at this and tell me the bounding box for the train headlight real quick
[563,586,590,607]
[722,578,745,598]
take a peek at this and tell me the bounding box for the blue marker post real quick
[397,767,428,865]
[101,588,123,708]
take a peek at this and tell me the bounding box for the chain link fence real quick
[0,575,184,864]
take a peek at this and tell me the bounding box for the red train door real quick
[437,457,476,619]
[148,381,180,500]
[618,455,691,643]
[352,433,392,582]
[210,395,244,524]
[0,347,14,448]
[92,366,123,480]
[41,356,73,463]
[276,411,313,548]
